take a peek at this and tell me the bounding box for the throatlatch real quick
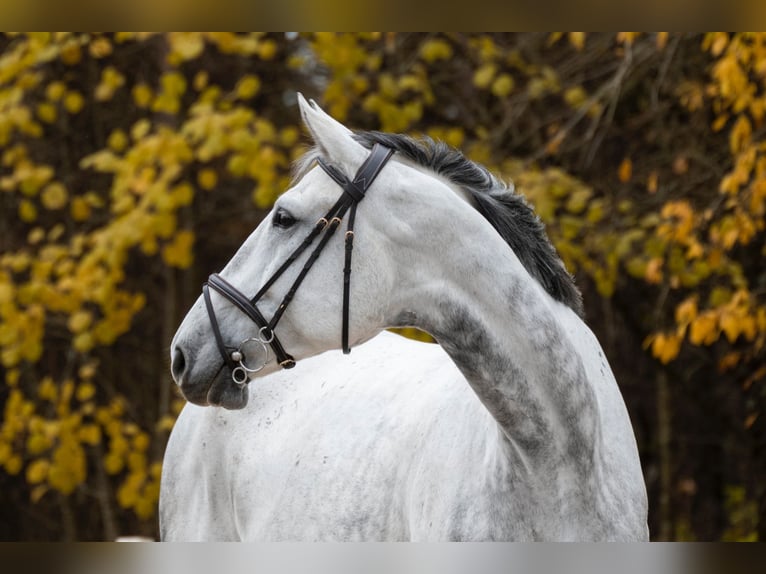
[203,143,395,385]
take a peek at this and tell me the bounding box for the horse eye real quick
[272,208,297,229]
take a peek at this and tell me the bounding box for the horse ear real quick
[297,93,367,169]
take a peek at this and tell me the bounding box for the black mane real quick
[353,131,584,317]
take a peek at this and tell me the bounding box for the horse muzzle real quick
[171,342,250,410]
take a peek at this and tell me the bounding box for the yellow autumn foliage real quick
[0,32,296,536]
[650,332,683,365]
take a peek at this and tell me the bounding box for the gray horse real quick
[161,95,648,541]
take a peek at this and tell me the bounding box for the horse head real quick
[170,95,462,409]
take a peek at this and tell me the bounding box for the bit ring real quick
[232,366,248,386]
[258,326,275,344]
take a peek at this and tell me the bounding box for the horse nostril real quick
[171,346,187,382]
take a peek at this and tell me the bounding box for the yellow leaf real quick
[741,315,757,341]
[30,484,48,503]
[616,32,639,46]
[710,33,729,56]
[128,451,146,471]
[718,351,741,372]
[193,71,209,91]
[49,223,65,241]
[36,102,57,124]
[491,74,514,98]
[78,362,98,380]
[719,312,740,343]
[6,369,20,387]
[78,424,101,445]
[63,91,84,114]
[134,497,155,519]
[197,169,217,191]
[565,188,591,214]
[564,86,587,108]
[89,36,112,58]
[618,157,632,183]
[568,32,586,51]
[104,453,123,475]
[19,199,37,222]
[107,129,128,152]
[132,83,153,108]
[131,119,151,141]
[68,310,92,334]
[46,81,66,101]
[420,39,453,63]
[76,382,96,402]
[160,72,187,96]
[38,377,58,401]
[675,297,698,326]
[257,39,277,60]
[169,32,205,61]
[70,197,91,221]
[156,415,176,432]
[60,41,81,65]
[686,241,704,259]
[651,332,681,364]
[729,116,752,154]
[27,434,50,455]
[133,433,150,451]
[171,183,194,206]
[95,67,125,101]
[280,126,299,147]
[73,332,94,352]
[28,227,45,245]
[547,33,564,46]
[48,461,79,495]
[527,78,548,100]
[712,114,728,132]
[26,459,49,484]
[689,311,719,346]
[647,171,659,194]
[5,455,22,475]
[235,75,261,100]
[162,230,195,268]
[473,64,497,89]
[645,257,663,284]
[673,155,689,174]
[117,480,138,508]
[153,212,176,238]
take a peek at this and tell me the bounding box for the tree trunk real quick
[657,370,673,540]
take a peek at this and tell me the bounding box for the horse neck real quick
[391,206,600,483]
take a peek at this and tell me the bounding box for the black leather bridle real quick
[203,143,395,385]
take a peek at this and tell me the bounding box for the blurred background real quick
[0,32,764,541]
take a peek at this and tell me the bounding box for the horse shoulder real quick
[558,308,649,538]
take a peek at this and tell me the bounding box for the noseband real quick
[203,143,395,385]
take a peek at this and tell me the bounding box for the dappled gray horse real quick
[161,95,648,541]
